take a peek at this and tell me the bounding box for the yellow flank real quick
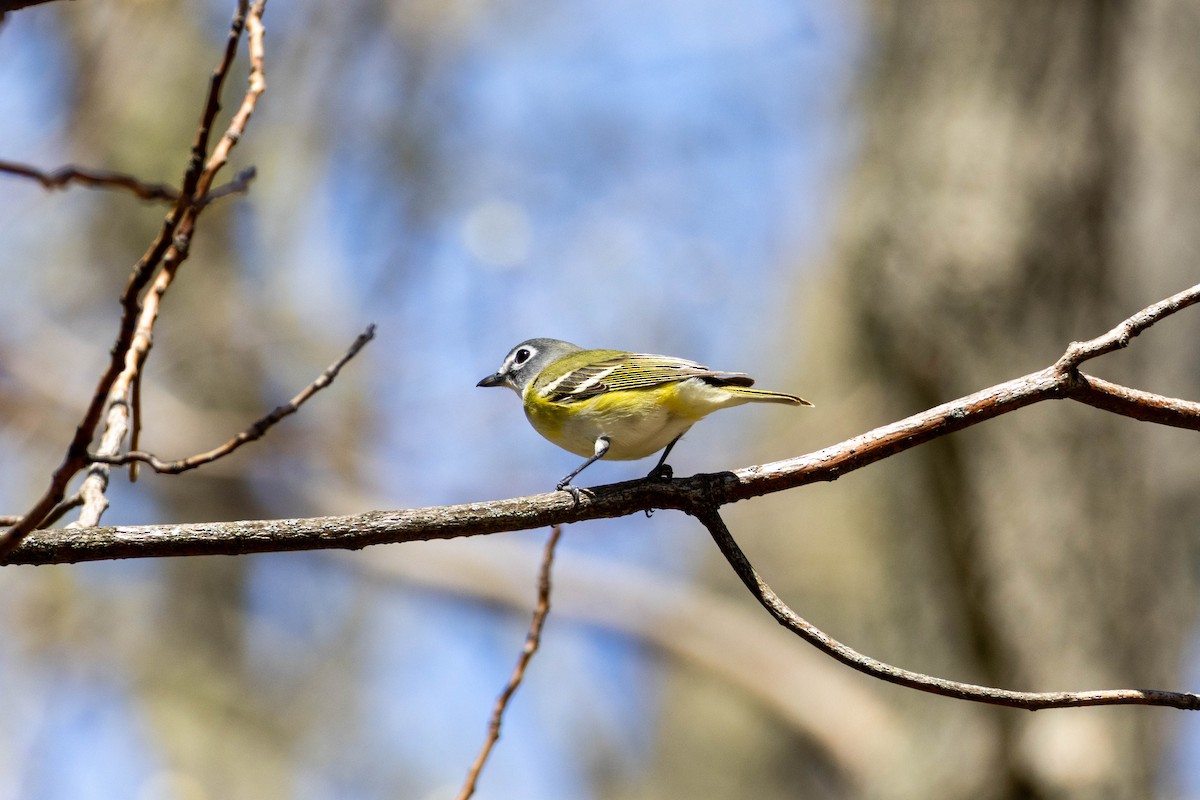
[523,377,801,460]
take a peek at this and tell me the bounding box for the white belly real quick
[524,378,753,461]
[553,404,694,460]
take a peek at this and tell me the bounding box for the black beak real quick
[477,373,505,388]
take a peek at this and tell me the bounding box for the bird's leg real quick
[557,435,610,504]
[646,435,682,482]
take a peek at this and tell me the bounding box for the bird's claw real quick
[557,482,590,506]
[646,463,674,482]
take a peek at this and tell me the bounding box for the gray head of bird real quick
[477,338,583,394]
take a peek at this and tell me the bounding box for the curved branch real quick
[89,324,375,474]
[1054,282,1200,371]
[693,507,1200,710]
[0,160,179,202]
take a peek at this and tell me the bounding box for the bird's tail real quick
[722,385,813,407]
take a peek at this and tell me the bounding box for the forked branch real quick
[89,325,375,474]
[0,0,269,555]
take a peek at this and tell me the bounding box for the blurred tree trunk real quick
[633,2,1200,799]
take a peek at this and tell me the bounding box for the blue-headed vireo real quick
[478,338,811,500]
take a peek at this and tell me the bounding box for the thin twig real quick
[457,525,562,800]
[0,0,262,553]
[0,160,260,210]
[129,367,145,482]
[1070,374,1200,428]
[694,506,1200,710]
[0,492,85,530]
[1055,282,1200,371]
[90,325,376,474]
[194,0,267,199]
[195,166,257,208]
[118,6,266,491]
[0,159,180,202]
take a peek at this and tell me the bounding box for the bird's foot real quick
[556,481,592,506]
[646,463,674,482]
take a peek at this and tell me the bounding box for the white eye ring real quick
[513,347,533,366]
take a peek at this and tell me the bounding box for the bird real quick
[477,338,811,501]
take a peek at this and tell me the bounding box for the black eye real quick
[513,348,532,365]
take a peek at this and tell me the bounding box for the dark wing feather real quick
[545,353,752,403]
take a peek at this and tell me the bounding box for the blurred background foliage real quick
[2,1,1200,799]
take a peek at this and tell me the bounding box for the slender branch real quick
[0,493,84,530]
[1054,282,1200,371]
[0,159,259,209]
[457,526,562,800]
[693,506,1200,710]
[0,160,179,202]
[194,0,267,200]
[90,325,376,474]
[722,366,1200,504]
[0,0,268,552]
[112,0,267,491]
[196,166,257,208]
[1069,374,1200,428]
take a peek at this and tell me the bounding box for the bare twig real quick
[457,526,562,800]
[1069,374,1200,428]
[0,0,269,551]
[0,159,259,210]
[196,166,257,208]
[118,0,266,478]
[346,539,900,778]
[112,0,268,491]
[90,325,376,474]
[694,506,1200,710]
[0,159,179,202]
[0,493,84,530]
[1054,282,1200,371]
